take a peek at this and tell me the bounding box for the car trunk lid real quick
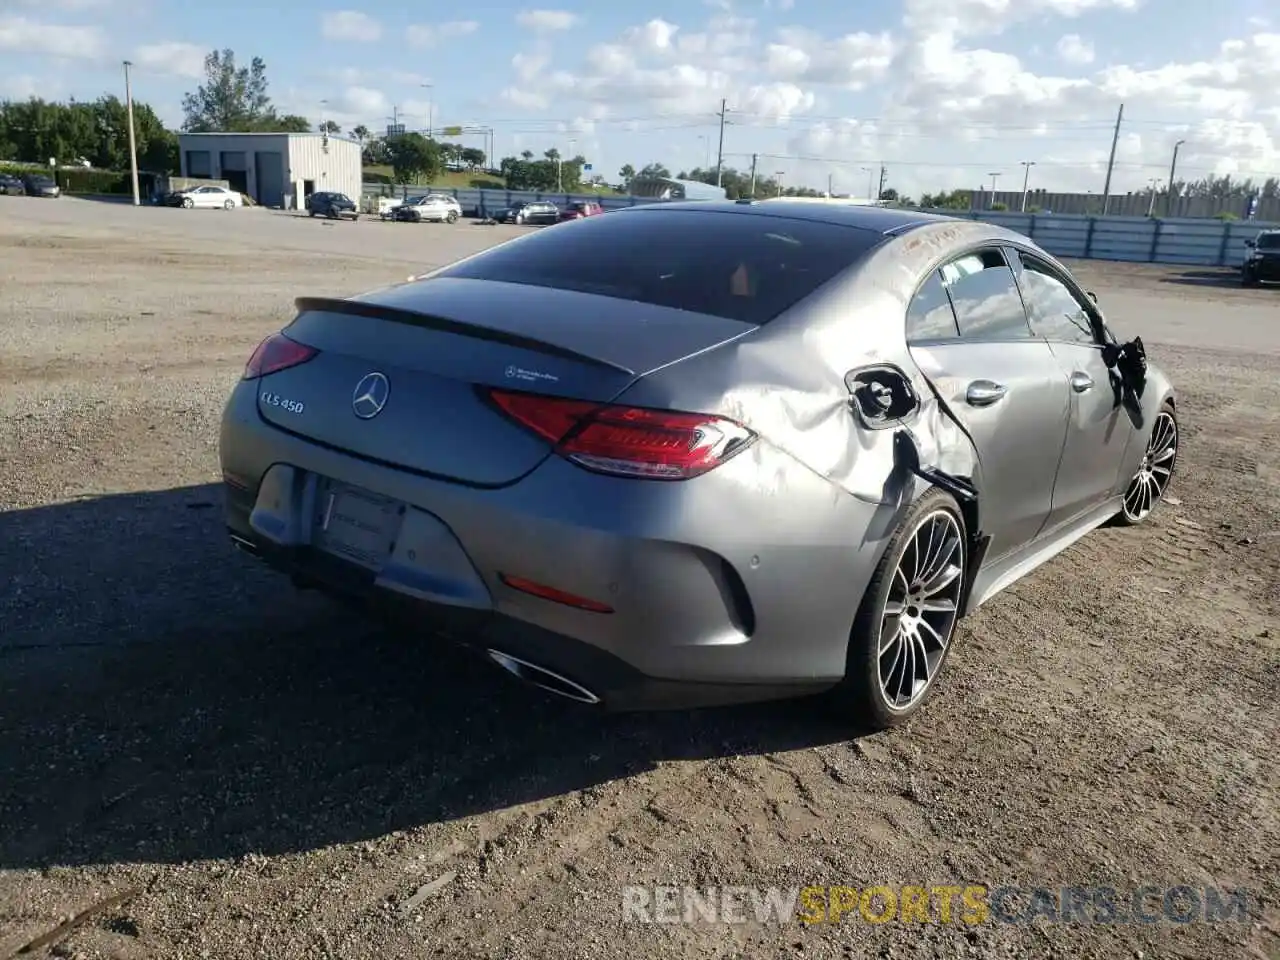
[253,278,757,486]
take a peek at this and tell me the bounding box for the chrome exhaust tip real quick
[485,649,602,705]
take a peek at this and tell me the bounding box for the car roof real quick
[621,199,959,237]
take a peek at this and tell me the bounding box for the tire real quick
[514,214,524,225]
[224,199,235,210]
[831,488,968,730]
[1113,400,1177,527]
[1242,272,1259,288]
[309,210,316,217]
[182,197,194,208]
[447,210,458,223]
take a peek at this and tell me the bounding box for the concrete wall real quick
[969,188,1280,220]
[940,210,1280,267]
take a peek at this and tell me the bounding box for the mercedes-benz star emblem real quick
[352,372,390,419]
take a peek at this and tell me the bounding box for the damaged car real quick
[219,200,1177,728]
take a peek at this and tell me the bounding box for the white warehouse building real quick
[177,132,363,209]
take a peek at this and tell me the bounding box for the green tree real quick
[460,146,485,170]
[386,132,441,184]
[180,49,292,132]
[319,119,341,135]
[351,124,370,145]
[618,163,636,185]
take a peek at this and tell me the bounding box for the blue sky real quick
[2,0,1278,196]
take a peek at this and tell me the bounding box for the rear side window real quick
[907,269,959,341]
[939,250,1033,340]
[435,210,878,324]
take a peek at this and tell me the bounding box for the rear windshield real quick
[436,209,878,324]
[1257,233,1280,249]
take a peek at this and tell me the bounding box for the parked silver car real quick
[220,201,1176,728]
[393,194,462,223]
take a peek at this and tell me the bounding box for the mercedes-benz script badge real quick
[352,372,390,420]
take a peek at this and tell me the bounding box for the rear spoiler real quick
[293,296,635,375]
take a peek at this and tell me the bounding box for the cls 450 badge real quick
[261,391,305,414]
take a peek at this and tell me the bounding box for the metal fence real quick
[361,182,656,217]
[946,211,1279,267]
[361,183,1277,269]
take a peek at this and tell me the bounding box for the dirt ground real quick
[1,198,1277,960]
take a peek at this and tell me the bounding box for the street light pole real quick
[1146,178,1162,218]
[988,172,1001,206]
[122,60,140,207]
[1019,160,1036,212]
[421,83,434,139]
[861,166,873,201]
[1166,139,1186,217]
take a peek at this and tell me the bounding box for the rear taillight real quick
[242,333,318,380]
[486,388,755,480]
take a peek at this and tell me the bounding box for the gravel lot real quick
[1,197,1277,960]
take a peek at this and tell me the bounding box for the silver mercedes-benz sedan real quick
[219,200,1177,728]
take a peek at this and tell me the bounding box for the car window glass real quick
[436,210,877,325]
[1257,233,1280,250]
[907,269,959,341]
[1014,253,1096,343]
[939,250,1032,340]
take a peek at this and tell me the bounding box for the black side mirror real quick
[845,365,919,428]
[1245,239,1256,248]
[1102,335,1148,393]
[1087,290,1098,304]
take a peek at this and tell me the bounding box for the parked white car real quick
[174,185,243,210]
[392,193,462,223]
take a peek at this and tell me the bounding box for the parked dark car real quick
[21,174,60,198]
[307,191,359,220]
[0,173,26,196]
[559,200,605,222]
[493,200,560,225]
[1241,231,1280,286]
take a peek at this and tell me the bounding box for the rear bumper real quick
[219,381,894,709]
[224,517,829,710]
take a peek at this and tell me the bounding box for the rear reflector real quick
[242,333,319,380]
[499,573,614,613]
[486,389,755,480]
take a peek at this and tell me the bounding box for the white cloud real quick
[9,0,112,10]
[625,18,679,52]
[335,86,388,116]
[320,10,382,42]
[132,41,206,79]
[1055,33,1094,65]
[0,73,40,99]
[516,9,580,31]
[765,29,895,89]
[406,20,479,47]
[0,15,104,59]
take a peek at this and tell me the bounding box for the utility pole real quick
[827,172,833,197]
[775,171,785,196]
[988,172,1001,203]
[1166,139,1185,217]
[714,98,728,187]
[861,166,873,201]
[877,164,887,202]
[122,60,140,207]
[1100,102,1124,216]
[748,153,758,197]
[1145,178,1162,217]
[1019,161,1036,212]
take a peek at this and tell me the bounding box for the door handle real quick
[1070,371,1095,393]
[964,380,1007,407]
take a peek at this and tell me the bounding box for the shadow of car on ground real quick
[0,484,859,871]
